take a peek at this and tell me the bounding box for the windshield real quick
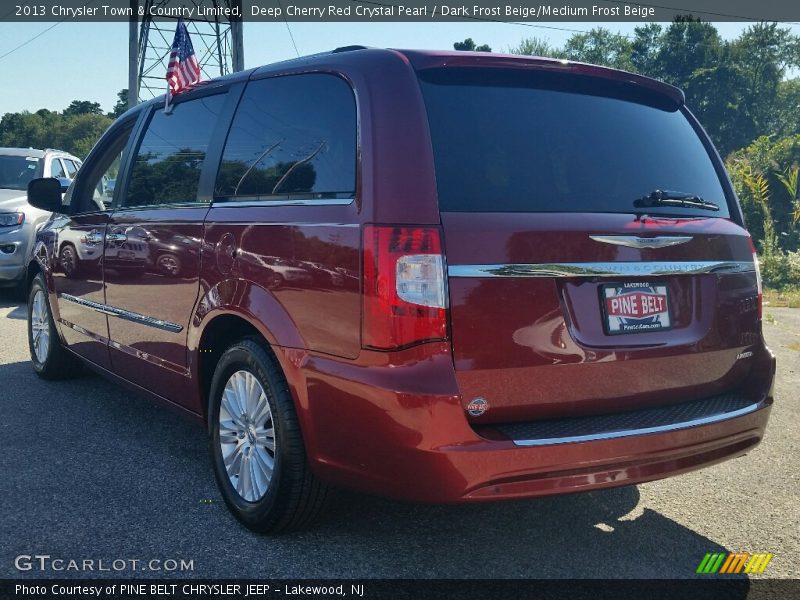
[0,154,43,191]
[419,69,731,218]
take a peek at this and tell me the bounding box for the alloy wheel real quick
[30,289,50,364]
[218,370,276,502]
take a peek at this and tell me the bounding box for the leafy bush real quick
[727,135,800,253]
[760,250,800,289]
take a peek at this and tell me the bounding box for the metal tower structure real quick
[128,0,244,109]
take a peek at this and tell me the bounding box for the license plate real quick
[601,282,671,334]
[118,250,135,260]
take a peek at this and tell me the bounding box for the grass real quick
[763,286,800,309]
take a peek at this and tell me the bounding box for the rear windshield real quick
[418,69,730,217]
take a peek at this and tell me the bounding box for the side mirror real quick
[27,178,64,213]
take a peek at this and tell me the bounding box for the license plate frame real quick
[600,282,672,335]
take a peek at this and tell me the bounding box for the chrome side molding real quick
[59,293,183,333]
[447,261,755,278]
[589,235,693,249]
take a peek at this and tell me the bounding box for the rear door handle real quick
[106,232,128,243]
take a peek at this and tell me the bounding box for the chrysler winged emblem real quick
[589,235,693,249]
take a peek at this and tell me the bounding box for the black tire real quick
[28,273,82,380]
[208,337,330,533]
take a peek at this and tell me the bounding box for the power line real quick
[275,0,300,57]
[0,0,99,62]
[346,0,800,54]
[596,0,800,26]
[348,0,800,39]
[0,22,65,61]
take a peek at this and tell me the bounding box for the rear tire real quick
[28,273,82,380]
[209,337,330,533]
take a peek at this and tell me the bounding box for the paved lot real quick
[0,290,797,579]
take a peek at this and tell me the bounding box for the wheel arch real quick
[189,280,308,426]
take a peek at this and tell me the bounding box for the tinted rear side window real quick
[215,74,356,200]
[126,94,226,207]
[419,69,730,217]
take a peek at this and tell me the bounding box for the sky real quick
[0,20,797,115]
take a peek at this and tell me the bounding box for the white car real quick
[0,147,83,296]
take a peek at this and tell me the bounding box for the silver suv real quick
[0,147,82,297]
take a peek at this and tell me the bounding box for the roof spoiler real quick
[399,50,685,107]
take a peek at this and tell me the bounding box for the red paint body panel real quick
[104,207,207,409]
[442,213,762,422]
[46,213,111,369]
[289,343,772,502]
[33,48,775,505]
[199,205,362,359]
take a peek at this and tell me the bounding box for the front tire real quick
[209,338,329,533]
[28,273,82,379]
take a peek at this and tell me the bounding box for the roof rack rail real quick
[332,45,368,53]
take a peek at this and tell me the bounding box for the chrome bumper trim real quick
[448,260,755,278]
[506,403,763,447]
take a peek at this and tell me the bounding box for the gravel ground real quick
[0,289,797,579]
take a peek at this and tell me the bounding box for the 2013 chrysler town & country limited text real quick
[25,48,775,532]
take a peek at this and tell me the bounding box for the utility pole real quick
[128,0,138,110]
[127,0,244,108]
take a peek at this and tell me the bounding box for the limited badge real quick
[466,397,488,417]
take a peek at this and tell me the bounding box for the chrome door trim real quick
[59,293,183,333]
[447,261,755,278]
[212,198,354,208]
[510,402,762,447]
[59,293,117,315]
[589,235,693,249]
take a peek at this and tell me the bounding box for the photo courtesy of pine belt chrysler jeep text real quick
[24,48,775,533]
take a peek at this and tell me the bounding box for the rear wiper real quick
[634,190,720,212]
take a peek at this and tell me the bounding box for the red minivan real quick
[25,48,774,532]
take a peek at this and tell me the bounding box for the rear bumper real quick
[292,344,775,503]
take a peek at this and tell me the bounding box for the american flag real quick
[165,18,201,109]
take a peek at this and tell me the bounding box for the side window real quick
[70,123,133,214]
[50,159,66,179]
[126,94,226,207]
[215,74,357,200]
[64,159,78,178]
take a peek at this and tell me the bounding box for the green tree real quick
[630,24,663,78]
[110,89,130,118]
[63,100,103,116]
[453,38,491,52]
[508,36,564,58]
[0,108,111,158]
[562,27,633,70]
[774,79,800,138]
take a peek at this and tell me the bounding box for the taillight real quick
[362,225,448,350]
[748,237,763,320]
